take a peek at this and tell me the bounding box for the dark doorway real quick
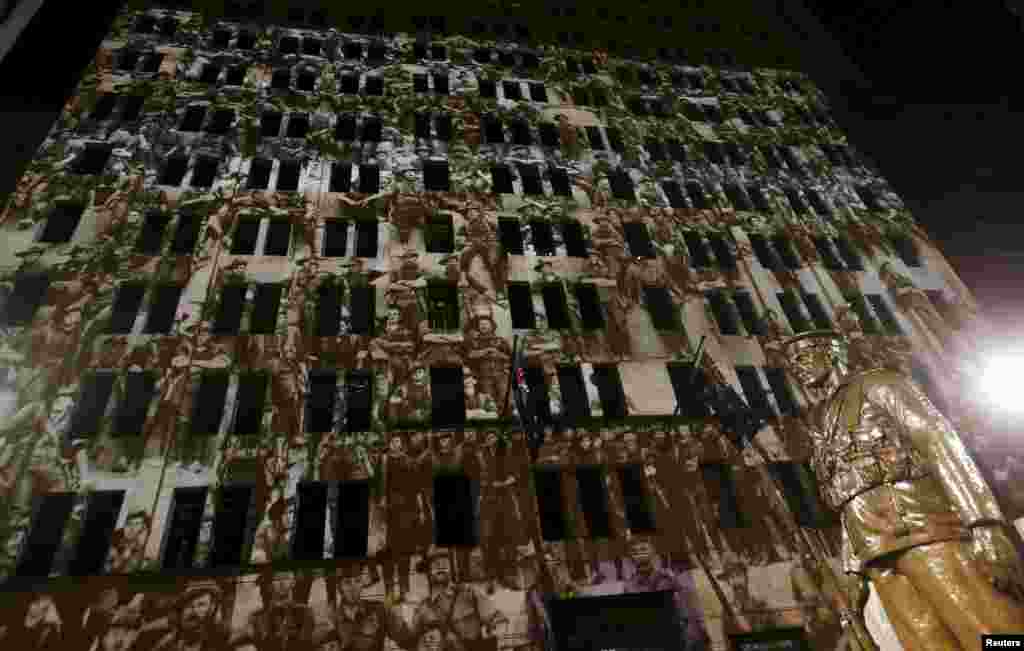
[550,590,682,650]
[730,628,809,651]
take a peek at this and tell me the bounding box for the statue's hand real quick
[971,525,1024,601]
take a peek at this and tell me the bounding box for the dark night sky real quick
[2,0,1022,326]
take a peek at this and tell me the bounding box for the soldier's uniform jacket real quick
[624,568,709,650]
[331,600,412,651]
[806,368,1005,572]
[412,585,504,651]
[238,603,316,651]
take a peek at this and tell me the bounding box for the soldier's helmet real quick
[175,579,223,610]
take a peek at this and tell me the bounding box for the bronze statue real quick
[782,329,1024,649]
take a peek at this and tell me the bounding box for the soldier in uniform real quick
[325,563,413,651]
[411,548,508,651]
[463,311,511,419]
[623,537,709,651]
[108,510,152,573]
[153,581,230,651]
[382,432,433,603]
[232,572,315,651]
[783,329,1024,649]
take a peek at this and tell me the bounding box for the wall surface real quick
[0,6,1018,651]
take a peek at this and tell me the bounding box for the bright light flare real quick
[977,352,1024,413]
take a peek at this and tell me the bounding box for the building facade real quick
[0,4,1017,651]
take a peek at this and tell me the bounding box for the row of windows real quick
[15,454,825,578]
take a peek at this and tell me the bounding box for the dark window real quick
[330,163,352,193]
[618,465,656,532]
[286,114,309,138]
[529,82,547,102]
[368,43,387,60]
[431,44,447,60]
[702,463,745,528]
[207,109,234,135]
[135,15,156,33]
[813,236,844,270]
[668,139,686,163]
[293,482,328,560]
[499,218,524,254]
[644,286,678,331]
[576,467,611,538]
[316,284,341,336]
[296,70,316,92]
[539,123,560,148]
[340,74,359,94]
[170,212,200,255]
[483,115,504,144]
[236,32,255,49]
[533,469,568,541]
[733,292,764,336]
[279,36,299,54]
[609,169,635,201]
[436,115,452,141]
[250,284,282,334]
[192,373,229,435]
[557,365,591,421]
[735,366,773,420]
[724,183,753,211]
[772,235,803,270]
[562,221,587,258]
[335,114,356,141]
[492,165,514,194]
[69,490,125,576]
[434,473,478,546]
[272,68,292,90]
[121,95,145,122]
[233,373,268,435]
[346,372,373,433]
[726,143,748,166]
[323,221,348,258]
[764,367,800,417]
[805,188,831,216]
[549,167,571,197]
[663,181,686,208]
[768,463,828,527]
[413,73,428,93]
[349,285,375,335]
[890,234,921,267]
[334,481,370,558]
[508,282,536,329]
[605,127,624,152]
[591,365,626,418]
[645,138,666,162]
[212,285,246,334]
[358,164,380,194]
[686,181,709,210]
[423,160,450,192]
[344,42,363,59]
[231,219,260,254]
[542,283,571,330]
[70,371,116,438]
[190,156,219,188]
[834,237,864,271]
[707,233,736,270]
[40,202,84,244]
[247,159,272,190]
[108,283,145,333]
[415,112,431,139]
[802,292,832,330]
[15,493,73,577]
[113,372,156,436]
[260,111,282,138]
[91,93,117,120]
[623,222,654,258]
[519,164,543,196]
[867,294,903,335]
[307,371,337,433]
[431,366,465,428]
[748,233,781,270]
[502,81,522,100]
[425,213,454,252]
[118,49,140,71]
[707,291,740,335]
[478,78,496,98]
[200,63,221,84]
[510,120,532,146]
[302,37,322,56]
[365,77,384,96]
[581,58,597,74]
[354,220,378,257]
[144,284,183,333]
[362,118,382,142]
[777,292,810,333]
[530,220,556,256]
[574,284,604,330]
[586,126,605,150]
[163,487,208,570]
[683,232,711,268]
[703,142,725,165]
[425,283,459,331]
[74,144,112,175]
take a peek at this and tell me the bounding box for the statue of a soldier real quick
[782,329,1024,650]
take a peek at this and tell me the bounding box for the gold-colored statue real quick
[782,329,1024,650]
